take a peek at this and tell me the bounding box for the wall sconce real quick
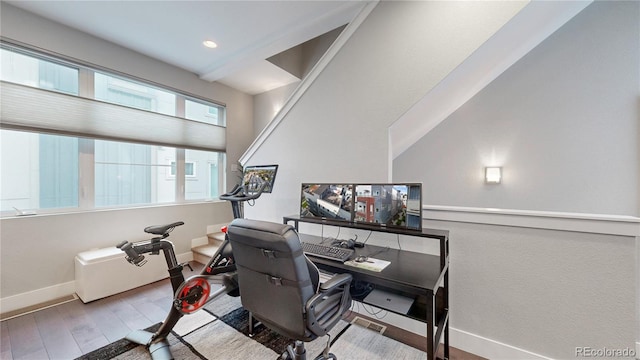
[485,167,502,184]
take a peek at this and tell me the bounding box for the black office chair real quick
[227,218,352,360]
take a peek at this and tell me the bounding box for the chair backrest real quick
[227,218,320,340]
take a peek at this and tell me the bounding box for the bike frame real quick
[117,180,267,359]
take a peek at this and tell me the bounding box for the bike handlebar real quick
[117,240,147,266]
[219,180,267,202]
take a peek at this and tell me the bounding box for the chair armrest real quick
[305,273,352,337]
[319,273,352,292]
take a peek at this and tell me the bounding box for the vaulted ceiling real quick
[6,0,370,95]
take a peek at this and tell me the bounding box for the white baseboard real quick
[0,281,76,314]
[177,251,193,263]
[451,327,553,360]
[350,303,553,359]
[1,251,193,315]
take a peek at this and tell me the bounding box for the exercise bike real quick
[116,179,268,360]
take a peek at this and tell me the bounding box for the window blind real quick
[0,81,226,152]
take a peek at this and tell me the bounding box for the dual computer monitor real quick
[300,183,422,231]
[240,166,422,231]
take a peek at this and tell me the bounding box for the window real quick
[0,48,78,95]
[0,130,79,212]
[95,141,176,207]
[94,72,176,116]
[185,98,225,126]
[1,44,228,215]
[1,47,80,213]
[170,161,196,177]
[186,162,195,177]
[185,149,225,200]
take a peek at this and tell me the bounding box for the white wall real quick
[392,1,639,358]
[0,3,242,307]
[430,215,636,359]
[394,0,639,217]
[244,0,528,222]
[242,1,640,358]
[0,202,232,298]
[253,82,299,138]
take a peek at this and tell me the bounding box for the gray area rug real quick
[76,293,426,359]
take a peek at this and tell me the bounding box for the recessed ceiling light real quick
[203,40,218,49]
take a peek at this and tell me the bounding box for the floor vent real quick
[351,316,386,334]
[0,294,78,321]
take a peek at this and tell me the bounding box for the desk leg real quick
[427,294,435,360]
[286,219,299,231]
[444,271,449,360]
[444,322,449,360]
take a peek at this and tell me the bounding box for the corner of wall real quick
[239,1,378,166]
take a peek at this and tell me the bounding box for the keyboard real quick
[301,242,354,262]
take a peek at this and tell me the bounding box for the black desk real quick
[283,215,450,360]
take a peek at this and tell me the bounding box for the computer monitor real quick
[354,183,422,230]
[242,165,278,193]
[299,182,422,230]
[300,183,353,222]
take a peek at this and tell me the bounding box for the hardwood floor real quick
[344,311,486,360]
[1,262,484,360]
[0,263,200,360]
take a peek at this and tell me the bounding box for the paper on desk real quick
[344,258,390,272]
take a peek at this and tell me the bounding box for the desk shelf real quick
[351,282,446,327]
[284,215,450,360]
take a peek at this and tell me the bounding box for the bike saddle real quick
[144,221,185,235]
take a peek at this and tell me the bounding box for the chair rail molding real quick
[423,205,640,236]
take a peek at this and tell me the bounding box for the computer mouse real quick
[354,255,368,263]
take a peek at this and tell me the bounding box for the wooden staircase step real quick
[192,243,220,257]
[192,243,220,264]
[208,231,226,243]
[192,231,225,264]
